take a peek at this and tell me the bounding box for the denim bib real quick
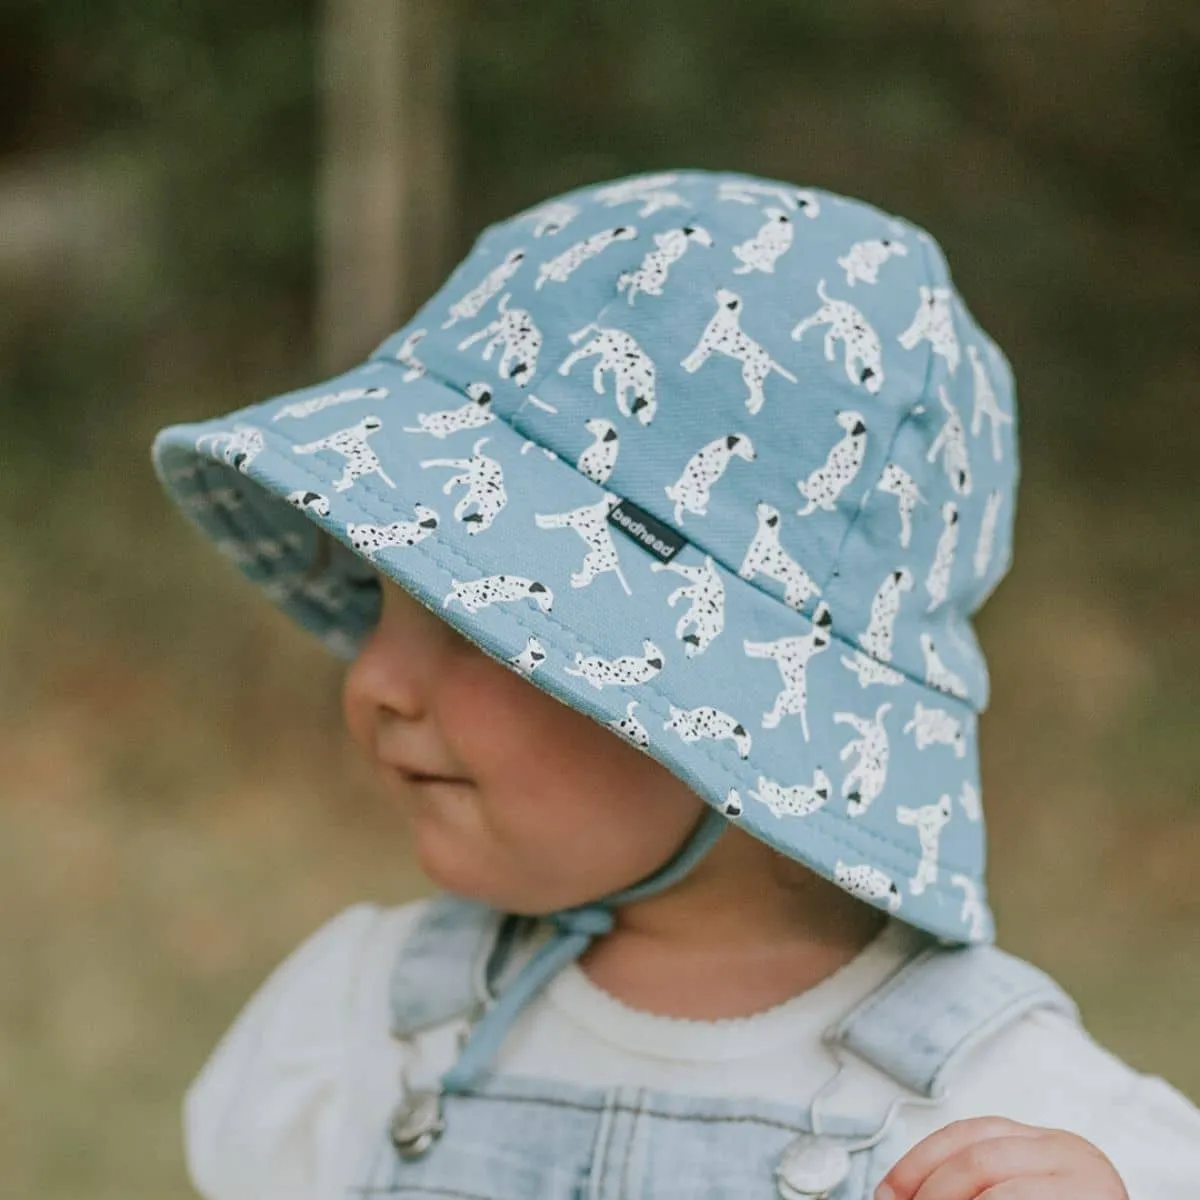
[352,896,1076,1199]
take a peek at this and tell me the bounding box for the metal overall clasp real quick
[774,1039,948,1199]
[389,1085,446,1160]
[388,922,508,1162]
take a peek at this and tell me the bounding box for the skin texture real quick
[343,578,1132,1192]
[875,1118,1128,1200]
[341,574,887,1018]
[341,575,709,914]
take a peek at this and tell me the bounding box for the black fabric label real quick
[606,497,686,563]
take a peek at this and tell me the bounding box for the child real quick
[152,170,1200,1199]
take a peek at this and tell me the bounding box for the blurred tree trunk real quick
[316,0,456,374]
[405,0,457,304]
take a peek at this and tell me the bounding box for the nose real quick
[341,582,457,754]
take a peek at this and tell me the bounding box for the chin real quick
[411,828,597,915]
[410,822,523,909]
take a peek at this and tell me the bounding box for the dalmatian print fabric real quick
[152,169,1019,944]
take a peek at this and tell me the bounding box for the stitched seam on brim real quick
[166,429,987,895]
[342,357,976,710]
[170,418,985,890]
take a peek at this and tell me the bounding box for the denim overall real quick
[351,896,1077,1199]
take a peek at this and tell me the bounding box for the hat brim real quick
[153,357,990,944]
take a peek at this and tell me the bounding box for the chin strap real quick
[440,806,728,1092]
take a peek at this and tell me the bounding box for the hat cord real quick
[440,805,728,1092]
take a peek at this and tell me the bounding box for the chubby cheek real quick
[431,657,705,912]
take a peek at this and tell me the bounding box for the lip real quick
[387,766,472,786]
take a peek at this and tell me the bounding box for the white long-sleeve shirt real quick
[184,902,1200,1199]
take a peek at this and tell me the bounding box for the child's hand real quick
[875,1117,1129,1199]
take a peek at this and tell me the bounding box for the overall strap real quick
[389,894,515,1036]
[825,939,1079,1100]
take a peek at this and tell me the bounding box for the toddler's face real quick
[342,576,706,913]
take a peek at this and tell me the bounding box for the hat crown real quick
[371,170,1016,710]
[153,167,1014,941]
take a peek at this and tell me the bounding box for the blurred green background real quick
[1,2,1198,1195]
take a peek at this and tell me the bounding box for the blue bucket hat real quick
[152,169,1017,948]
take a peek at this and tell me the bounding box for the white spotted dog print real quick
[608,699,650,749]
[721,790,743,818]
[184,485,244,515]
[273,386,387,421]
[524,200,580,238]
[346,505,439,559]
[456,293,542,387]
[302,570,362,618]
[666,433,756,523]
[750,769,831,819]
[617,225,712,304]
[165,462,203,484]
[395,329,428,381]
[287,489,331,518]
[858,568,913,663]
[293,573,355,614]
[651,555,725,657]
[732,207,793,275]
[974,490,1004,581]
[444,574,553,614]
[566,639,664,690]
[925,502,959,612]
[903,701,967,758]
[896,794,953,896]
[951,873,989,941]
[681,289,798,416]
[840,650,905,689]
[898,285,960,375]
[796,411,868,517]
[214,532,303,567]
[509,637,546,676]
[534,495,631,595]
[292,416,395,492]
[834,702,892,817]
[835,861,902,913]
[521,437,558,460]
[559,324,657,425]
[577,418,619,484]
[196,424,264,473]
[919,633,969,700]
[257,572,302,604]
[322,628,359,659]
[717,180,820,218]
[926,386,973,495]
[739,502,821,611]
[958,779,981,822]
[441,249,526,329]
[790,280,885,394]
[837,238,908,287]
[595,174,688,217]
[663,704,751,760]
[743,601,833,741]
[403,382,494,439]
[875,463,925,549]
[967,345,1012,462]
[419,437,507,534]
[535,226,636,290]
